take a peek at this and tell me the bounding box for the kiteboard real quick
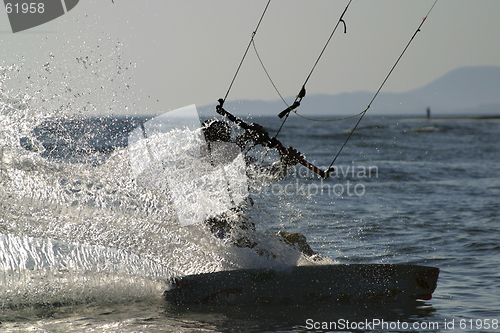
[164,264,439,305]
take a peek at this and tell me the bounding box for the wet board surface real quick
[164,264,439,305]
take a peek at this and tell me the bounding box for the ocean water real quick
[1,83,500,331]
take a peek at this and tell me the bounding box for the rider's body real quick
[201,113,317,258]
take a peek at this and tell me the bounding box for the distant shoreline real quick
[424,115,500,120]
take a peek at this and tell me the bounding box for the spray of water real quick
[0,45,331,310]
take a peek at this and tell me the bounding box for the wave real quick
[0,233,173,310]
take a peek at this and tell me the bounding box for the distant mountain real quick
[408,66,500,113]
[212,66,500,117]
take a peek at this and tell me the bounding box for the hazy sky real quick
[1,0,499,116]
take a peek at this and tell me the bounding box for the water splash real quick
[0,233,172,309]
[0,51,332,311]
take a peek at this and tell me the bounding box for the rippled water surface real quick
[1,78,499,331]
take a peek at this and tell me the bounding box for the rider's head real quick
[202,120,231,143]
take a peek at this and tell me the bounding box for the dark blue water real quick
[1,109,499,332]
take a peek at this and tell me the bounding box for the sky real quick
[1,0,500,116]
